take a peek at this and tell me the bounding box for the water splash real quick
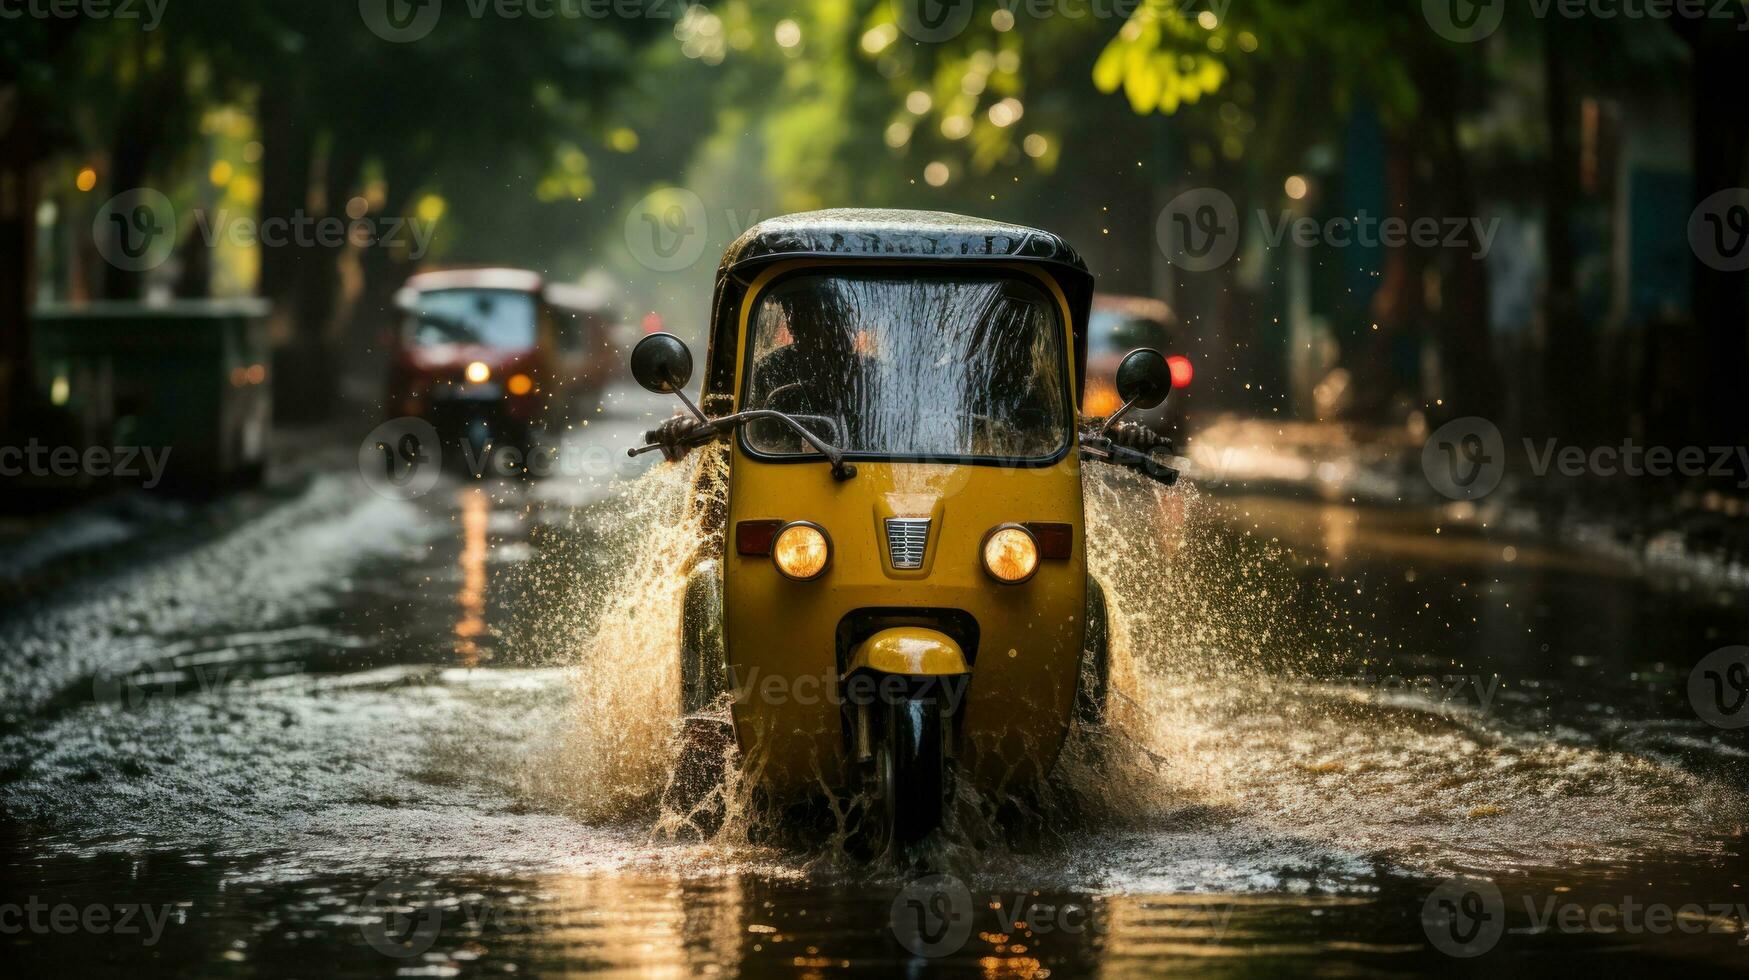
[1077,463,1747,875]
[510,448,727,824]
[501,448,1743,878]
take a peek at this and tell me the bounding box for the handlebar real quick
[630,413,1174,486]
[628,410,856,480]
[1079,430,1180,486]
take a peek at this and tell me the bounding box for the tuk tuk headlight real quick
[772,522,831,581]
[982,524,1039,584]
[465,361,491,384]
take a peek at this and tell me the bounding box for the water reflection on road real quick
[3,400,1746,976]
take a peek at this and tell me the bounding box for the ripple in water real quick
[1077,463,1745,882]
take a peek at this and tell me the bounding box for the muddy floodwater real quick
[4,397,1747,976]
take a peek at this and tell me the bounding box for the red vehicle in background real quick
[389,268,618,453]
[1082,294,1193,444]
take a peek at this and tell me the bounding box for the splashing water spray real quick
[513,446,1744,875]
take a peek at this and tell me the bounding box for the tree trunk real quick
[256,90,314,317]
[0,90,42,435]
[1540,19,1587,439]
[1365,135,1427,420]
[274,140,363,423]
[1411,46,1500,423]
[98,40,184,301]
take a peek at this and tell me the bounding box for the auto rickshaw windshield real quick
[741,270,1071,462]
[404,288,537,351]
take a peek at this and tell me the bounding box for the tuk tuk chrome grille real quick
[885,518,931,570]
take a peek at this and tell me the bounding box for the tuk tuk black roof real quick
[704,209,1095,401]
[720,208,1090,282]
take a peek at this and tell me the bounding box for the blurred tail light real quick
[1167,355,1193,388]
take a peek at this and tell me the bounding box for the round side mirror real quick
[629,332,694,394]
[1115,348,1172,410]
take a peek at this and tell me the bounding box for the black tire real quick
[885,697,949,847]
[659,714,733,836]
[678,561,725,716]
[1076,578,1111,727]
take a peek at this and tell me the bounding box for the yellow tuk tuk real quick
[627,210,1179,855]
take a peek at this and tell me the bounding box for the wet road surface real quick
[4,391,1747,976]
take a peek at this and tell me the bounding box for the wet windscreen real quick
[404,288,538,350]
[741,271,1071,461]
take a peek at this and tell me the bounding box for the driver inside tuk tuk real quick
[646,270,1170,460]
[742,272,1071,459]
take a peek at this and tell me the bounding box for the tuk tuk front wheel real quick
[877,696,950,849]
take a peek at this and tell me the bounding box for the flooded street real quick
[4,395,1747,977]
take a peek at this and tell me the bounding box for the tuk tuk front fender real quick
[845,627,969,677]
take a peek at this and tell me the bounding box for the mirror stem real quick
[1100,393,1144,435]
[672,387,710,424]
